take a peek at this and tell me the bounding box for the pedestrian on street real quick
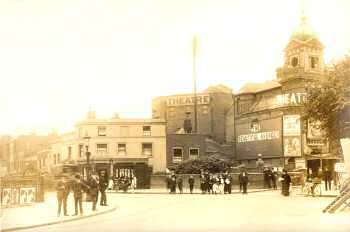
[239,170,249,194]
[271,168,277,190]
[130,175,137,193]
[188,175,195,194]
[226,175,233,194]
[323,167,332,191]
[280,169,292,196]
[99,170,108,206]
[88,173,99,211]
[177,176,183,194]
[200,174,205,194]
[72,174,88,216]
[170,175,177,194]
[56,176,69,217]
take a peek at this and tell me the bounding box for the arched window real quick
[291,57,299,67]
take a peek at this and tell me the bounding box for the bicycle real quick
[302,178,322,197]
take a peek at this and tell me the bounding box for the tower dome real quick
[290,14,318,41]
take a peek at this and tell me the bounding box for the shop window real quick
[143,126,151,136]
[173,147,183,163]
[118,143,127,155]
[98,126,106,136]
[96,144,108,153]
[189,148,199,160]
[53,154,56,165]
[142,143,153,156]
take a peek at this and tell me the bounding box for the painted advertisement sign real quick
[166,94,210,106]
[283,115,302,157]
[307,120,325,139]
[283,115,301,136]
[284,137,302,157]
[236,117,283,160]
[19,187,36,204]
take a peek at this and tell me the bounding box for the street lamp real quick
[84,135,91,179]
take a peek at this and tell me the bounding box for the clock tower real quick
[276,12,326,84]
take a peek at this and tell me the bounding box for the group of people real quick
[263,167,278,190]
[56,170,109,217]
[166,171,250,194]
[109,175,137,193]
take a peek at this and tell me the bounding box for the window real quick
[173,147,183,163]
[98,126,106,136]
[53,154,56,165]
[96,144,108,153]
[310,57,319,69]
[78,128,83,138]
[189,148,199,160]
[79,144,84,158]
[120,126,129,137]
[117,143,127,155]
[57,153,61,163]
[291,57,298,67]
[143,126,151,136]
[142,143,153,156]
[68,146,72,160]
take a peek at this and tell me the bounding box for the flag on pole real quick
[192,34,200,59]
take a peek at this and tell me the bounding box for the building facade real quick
[234,14,340,173]
[48,112,167,188]
[152,85,234,144]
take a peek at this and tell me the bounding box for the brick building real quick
[234,13,341,173]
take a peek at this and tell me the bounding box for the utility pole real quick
[193,35,198,134]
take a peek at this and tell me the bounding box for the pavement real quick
[0,192,116,232]
[0,186,342,232]
[12,190,350,232]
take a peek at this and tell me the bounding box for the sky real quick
[0,0,349,136]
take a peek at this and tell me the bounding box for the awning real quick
[305,153,342,160]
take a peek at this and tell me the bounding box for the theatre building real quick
[152,85,234,165]
[51,112,167,188]
[234,14,342,173]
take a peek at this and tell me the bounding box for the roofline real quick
[236,85,281,96]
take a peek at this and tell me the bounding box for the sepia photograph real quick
[0,0,350,231]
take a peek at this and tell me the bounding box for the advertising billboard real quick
[283,115,302,157]
[236,117,283,160]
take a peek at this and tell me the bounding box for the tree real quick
[173,155,236,174]
[303,54,350,156]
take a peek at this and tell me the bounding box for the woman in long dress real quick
[281,169,292,196]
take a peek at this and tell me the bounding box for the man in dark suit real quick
[56,176,69,217]
[99,170,109,206]
[88,173,99,211]
[239,171,249,194]
[323,168,332,191]
[72,174,87,216]
[188,175,195,194]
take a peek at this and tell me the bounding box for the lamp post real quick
[84,135,91,179]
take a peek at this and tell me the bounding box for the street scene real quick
[1,0,350,231]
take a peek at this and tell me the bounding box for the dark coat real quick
[188,177,195,185]
[72,179,88,198]
[88,177,99,196]
[239,172,249,184]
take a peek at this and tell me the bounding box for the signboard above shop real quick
[166,94,210,107]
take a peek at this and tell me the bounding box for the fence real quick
[0,175,45,207]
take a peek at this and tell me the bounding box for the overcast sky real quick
[0,0,349,136]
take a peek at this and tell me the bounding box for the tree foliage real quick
[173,155,235,174]
[303,54,350,154]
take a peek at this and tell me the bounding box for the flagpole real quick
[193,35,198,134]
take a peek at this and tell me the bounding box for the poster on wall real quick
[19,187,36,204]
[284,136,301,157]
[307,120,325,139]
[283,115,301,136]
[1,188,11,206]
